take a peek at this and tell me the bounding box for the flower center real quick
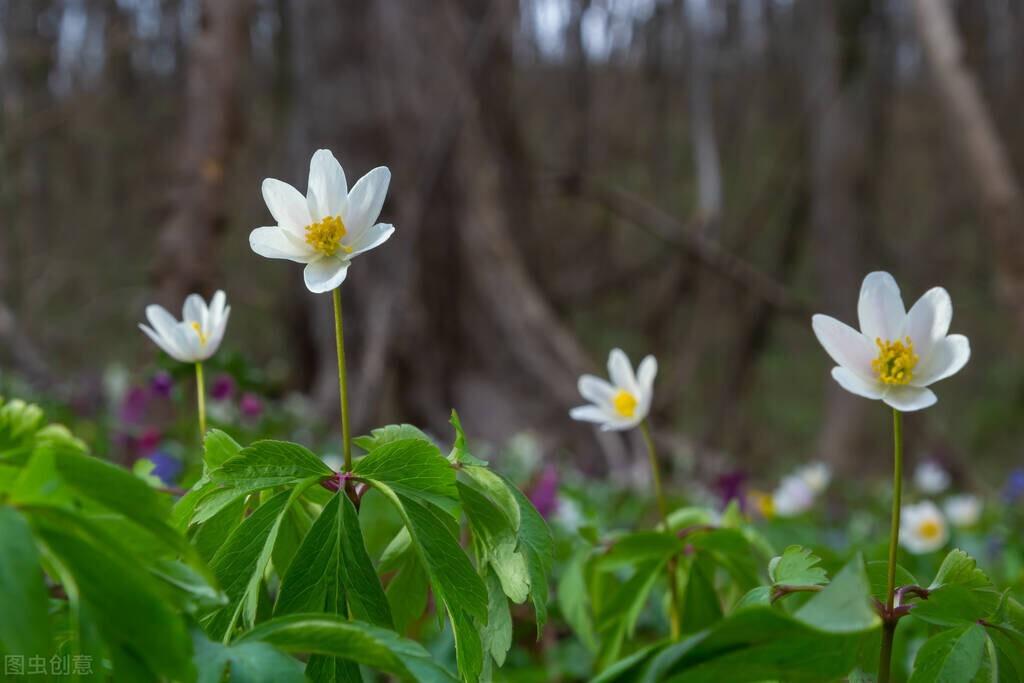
[611,389,638,418]
[304,215,353,256]
[871,337,918,385]
[190,322,208,346]
[918,519,941,540]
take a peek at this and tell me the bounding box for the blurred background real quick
[3,0,1024,488]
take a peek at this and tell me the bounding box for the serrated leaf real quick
[795,555,880,633]
[768,545,828,588]
[353,424,433,453]
[354,438,457,507]
[204,429,242,469]
[930,549,991,591]
[504,477,553,635]
[911,584,1001,628]
[909,624,987,683]
[194,631,306,683]
[213,440,332,489]
[480,571,513,667]
[449,410,487,465]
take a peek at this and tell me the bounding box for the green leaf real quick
[909,624,987,683]
[29,506,194,681]
[354,438,458,507]
[213,439,332,489]
[462,465,519,530]
[768,545,829,588]
[236,614,460,682]
[480,572,513,667]
[192,495,246,563]
[558,550,597,651]
[795,554,881,633]
[204,429,243,468]
[911,584,1001,628]
[735,586,772,609]
[193,630,306,683]
[930,549,991,591]
[449,411,487,465]
[504,477,553,635]
[688,529,760,591]
[354,424,433,453]
[680,554,723,634]
[459,482,529,603]
[386,548,429,635]
[595,559,667,669]
[0,506,51,658]
[594,531,684,572]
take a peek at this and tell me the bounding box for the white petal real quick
[347,223,395,258]
[146,305,181,343]
[249,227,315,263]
[607,349,638,394]
[883,386,937,412]
[578,375,615,406]
[601,416,641,432]
[569,405,610,425]
[911,335,969,387]
[811,315,877,380]
[208,290,227,329]
[345,166,391,233]
[206,306,230,355]
[637,355,657,395]
[902,287,952,360]
[307,149,348,222]
[183,293,206,325]
[139,323,185,362]
[303,257,350,294]
[262,178,312,232]
[858,271,906,342]
[831,367,884,400]
[171,321,203,362]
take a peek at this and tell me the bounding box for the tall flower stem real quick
[331,288,352,471]
[878,408,903,683]
[639,419,680,639]
[195,361,207,441]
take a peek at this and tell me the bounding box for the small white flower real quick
[914,461,951,494]
[812,272,970,411]
[796,462,832,494]
[139,291,230,363]
[250,149,395,293]
[570,349,656,431]
[943,494,981,528]
[900,500,949,554]
[772,475,816,517]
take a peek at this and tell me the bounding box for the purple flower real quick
[147,451,183,486]
[211,374,237,402]
[137,426,162,454]
[529,465,560,518]
[714,470,748,511]
[150,371,174,398]
[239,392,264,418]
[1003,468,1024,503]
[119,387,149,424]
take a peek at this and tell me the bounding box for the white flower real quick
[772,475,816,517]
[250,149,395,293]
[796,462,832,494]
[900,500,949,554]
[914,460,951,494]
[811,272,970,411]
[943,494,981,528]
[570,349,657,431]
[139,291,230,363]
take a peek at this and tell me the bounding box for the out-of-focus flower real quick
[796,461,831,494]
[943,494,981,528]
[570,349,656,431]
[914,461,951,494]
[146,451,183,486]
[1003,468,1024,503]
[139,291,230,363]
[119,387,149,424]
[529,465,560,518]
[714,470,748,509]
[250,149,395,293]
[900,501,949,554]
[137,426,162,454]
[555,498,584,531]
[812,272,970,411]
[210,374,237,401]
[239,392,264,418]
[150,371,174,398]
[771,475,816,518]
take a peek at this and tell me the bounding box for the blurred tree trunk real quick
[911,0,1024,334]
[153,0,250,305]
[685,0,723,236]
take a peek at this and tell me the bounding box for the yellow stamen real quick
[918,518,941,540]
[871,336,919,385]
[304,215,353,256]
[611,389,638,418]
[191,322,208,346]
[751,491,775,520]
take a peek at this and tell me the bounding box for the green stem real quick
[195,361,207,442]
[639,419,680,639]
[331,288,352,471]
[878,408,903,683]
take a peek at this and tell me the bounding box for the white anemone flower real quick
[570,349,656,431]
[772,475,816,517]
[899,500,949,554]
[250,149,395,293]
[139,291,230,363]
[811,272,970,411]
[914,460,951,494]
[796,462,832,494]
[943,494,982,528]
